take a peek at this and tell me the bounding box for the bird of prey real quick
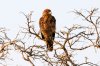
[39,9,56,51]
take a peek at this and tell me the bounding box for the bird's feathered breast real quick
[39,15,56,32]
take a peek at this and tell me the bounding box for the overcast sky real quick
[0,0,100,39]
[0,0,100,66]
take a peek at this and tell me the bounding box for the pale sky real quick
[0,0,100,39]
[0,0,100,66]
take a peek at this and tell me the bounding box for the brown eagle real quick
[39,9,56,51]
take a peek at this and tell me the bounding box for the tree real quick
[0,8,100,66]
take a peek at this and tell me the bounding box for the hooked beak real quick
[49,12,52,14]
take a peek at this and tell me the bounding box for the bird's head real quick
[42,9,52,16]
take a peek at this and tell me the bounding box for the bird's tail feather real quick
[46,40,53,51]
